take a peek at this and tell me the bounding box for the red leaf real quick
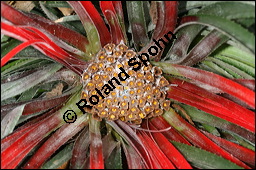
[140,1,178,58]
[1,2,88,52]
[2,21,86,74]
[202,131,255,167]
[150,116,191,145]
[137,130,176,169]
[163,108,250,169]
[100,1,126,44]
[171,64,255,108]
[70,127,90,169]
[148,122,192,169]
[1,113,62,168]
[69,1,111,46]
[89,119,104,169]
[167,78,255,132]
[23,115,88,168]
[1,39,45,67]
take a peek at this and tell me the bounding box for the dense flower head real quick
[81,42,170,124]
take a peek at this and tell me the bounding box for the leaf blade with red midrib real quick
[148,121,192,169]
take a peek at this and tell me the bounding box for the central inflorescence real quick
[81,43,170,124]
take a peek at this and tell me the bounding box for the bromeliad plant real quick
[1,1,255,169]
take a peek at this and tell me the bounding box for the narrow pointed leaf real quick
[89,118,104,169]
[41,143,73,169]
[23,114,89,168]
[202,131,255,167]
[149,122,192,169]
[180,15,255,53]
[70,127,90,169]
[100,1,126,44]
[171,141,243,169]
[1,105,25,139]
[126,1,149,50]
[152,62,255,109]
[163,108,250,168]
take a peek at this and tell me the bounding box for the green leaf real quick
[105,143,122,169]
[201,123,221,137]
[1,63,62,101]
[171,141,243,169]
[175,103,255,145]
[1,38,22,58]
[205,57,254,79]
[1,104,25,139]
[200,60,235,78]
[197,2,255,19]
[126,1,149,51]
[42,1,71,8]
[214,46,255,67]
[1,59,53,80]
[41,143,73,169]
[214,55,255,77]
[180,14,255,53]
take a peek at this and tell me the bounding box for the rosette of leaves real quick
[1,1,255,169]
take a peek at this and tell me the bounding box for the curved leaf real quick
[171,141,243,169]
[179,14,255,53]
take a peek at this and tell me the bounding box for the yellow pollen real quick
[110,114,116,119]
[121,110,125,115]
[137,82,142,86]
[101,111,106,115]
[99,55,105,60]
[129,81,134,86]
[115,51,121,56]
[131,108,136,112]
[107,57,114,62]
[112,108,117,112]
[97,82,104,87]
[87,82,94,86]
[139,113,145,118]
[146,86,151,91]
[121,73,126,77]
[102,75,108,79]
[134,64,139,68]
[98,63,104,68]
[128,114,133,118]
[106,99,111,104]
[128,70,135,76]
[130,91,135,95]
[83,74,89,80]
[138,73,143,77]
[94,75,100,80]
[113,72,118,77]
[106,67,113,72]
